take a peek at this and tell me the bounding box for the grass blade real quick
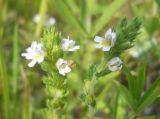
[80,0,89,32]
[35,0,48,37]
[136,63,146,100]
[91,0,126,36]
[12,24,19,96]
[21,66,30,119]
[12,24,19,118]
[0,28,11,119]
[55,0,87,37]
[111,92,119,119]
[112,80,135,110]
[123,65,136,99]
[137,78,160,112]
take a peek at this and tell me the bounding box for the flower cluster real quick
[94,28,123,71]
[21,28,123,75]
[21,37,80,76]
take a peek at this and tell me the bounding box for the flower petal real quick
[37,43,43,49]
[62,38,69,44]
[94,36,104,42]
[94,44,102,48]
[108,64,122,71]
[28,59,37,67]
[59,70,66,76]
[69,40,76,46]
[37,57,44,63]
[63,66,71,73]
[107,57,123,71]
[21,53,28,57]
[31,41,37,48]
[45,17,56,26]
[102,46,111,51]
[68,45,80,51]
[62,38,70,51]
[112,32,116,40]
[33,14,40,23]
[56,58,65,68]
[105,28,112,38]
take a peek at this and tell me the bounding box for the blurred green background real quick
[0,0,160,119]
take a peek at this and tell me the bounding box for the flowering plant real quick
[1,0,160,119]
[21,16,156,118]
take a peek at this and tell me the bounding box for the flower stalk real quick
[40,27,69,118]
[81,17,141,117]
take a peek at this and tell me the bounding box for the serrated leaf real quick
[86,64,97,80]
[105,17,141,58]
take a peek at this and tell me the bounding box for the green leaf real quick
[91,0,126,36]
[115,17,141,46]
[0,27,11,119]
[112,80,135,110]
[135,63,146,100]
[104,17,141,59]
[123,65,136,98]
[55,0,87,37]
[12,24,19,119]
[96,69,110,78]
[137,78,160,112]
[137,115,155,119]
[86,64,97,80]
[155,0,160,7]
[144,17,160,35]
[42,27,63,64]
[35,0,48,37]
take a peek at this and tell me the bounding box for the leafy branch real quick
[40,27,68,118]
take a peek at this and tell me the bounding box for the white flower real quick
[61,37,80,51]
[45,17,56,26]
[33,14,41,23]
[33,14,56,26]
[107,57,123,71]
[56,58,71,76]
[94,28,116,51]
[21,41,46,67]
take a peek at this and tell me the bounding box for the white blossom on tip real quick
[94,28,116,51]
[21,41,46,67]
[56,58,71,76]
[45,17,56,26]
[33,14,41,23]
[107,57,123,71]
[33,14,56,26]
[61,37,80,52]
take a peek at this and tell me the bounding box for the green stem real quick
[12,24,19,119]
[96,69,110,77]
[88,106,95,119]
[35,0,48,37]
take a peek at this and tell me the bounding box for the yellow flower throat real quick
[101,39,112,47]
